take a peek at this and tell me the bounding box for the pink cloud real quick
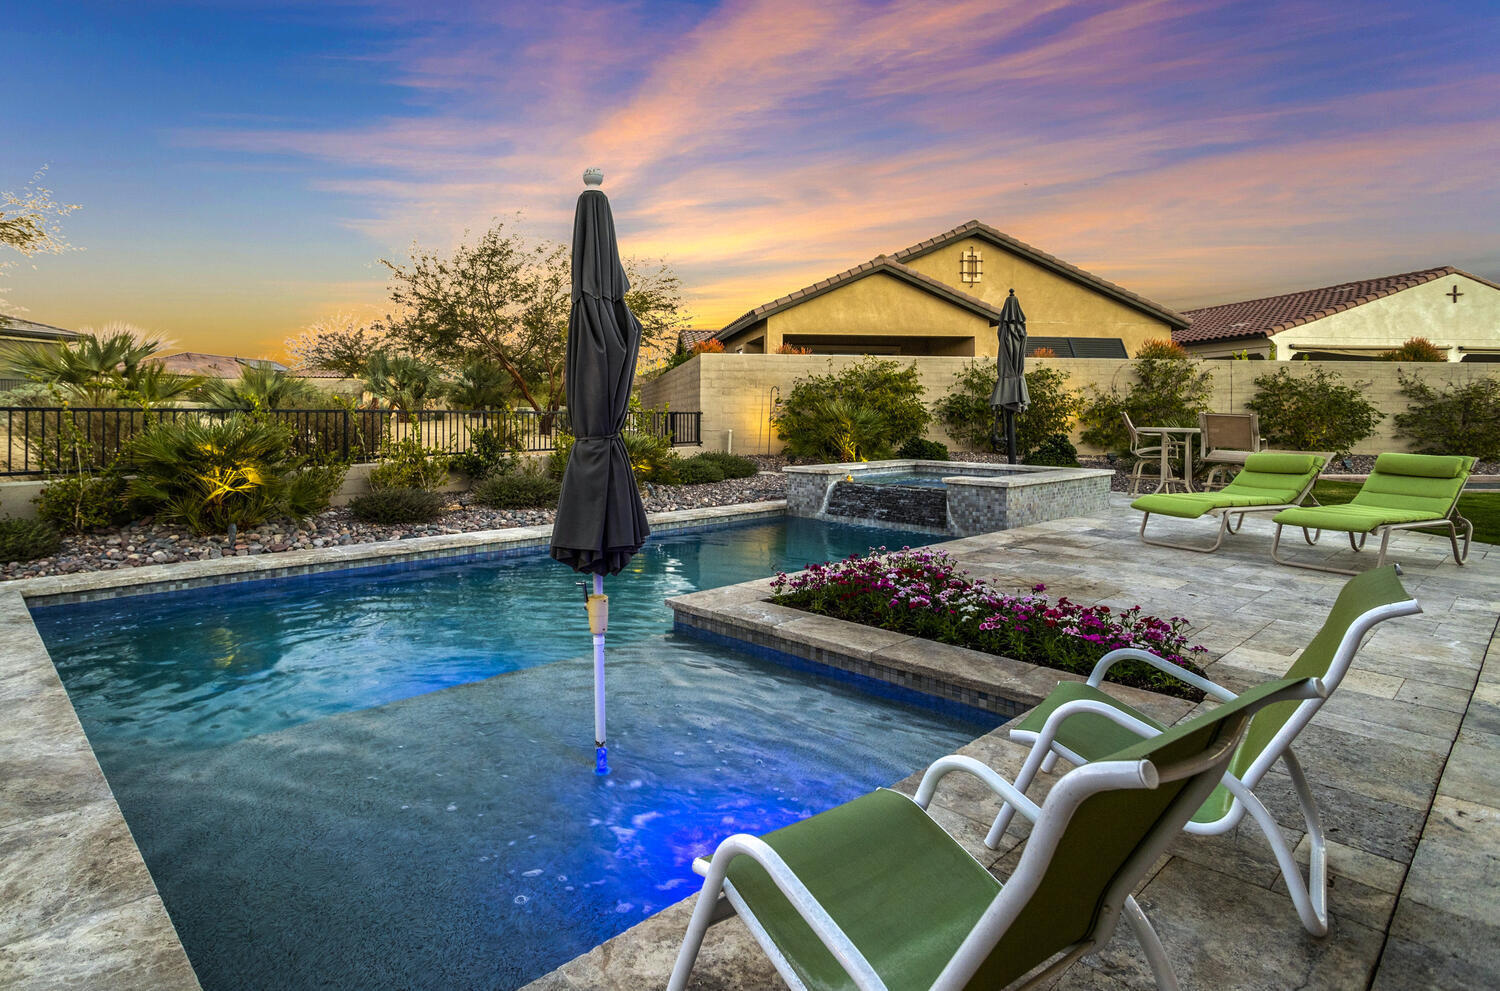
[166,0,1498,339]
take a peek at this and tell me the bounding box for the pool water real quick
[856,471,950,488]
[32,518,998,991]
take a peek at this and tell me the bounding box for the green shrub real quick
[623,430,678,484]
[287,463,349,514]
[774,358,928,461]
[1381,337,1447,362]
[694,451,759,478]
[0,518,62,562]
[933,363,1081,455]
[1245,366,1383,458]
[369,436,450,490]
[1394,372,1500,460]
[1079,358,1214,454]
[472,471,562,509]
[451,426,519,480]
[35,473,130,532]
[1026,433,1080,467]
[897,437,950,460]
[348,487,447,524]
[674,457,726,485]
[1133,337,1190,359]
[123,415,328,534]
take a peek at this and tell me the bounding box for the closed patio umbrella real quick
[549,168,650,775]
[989,288,1029,463]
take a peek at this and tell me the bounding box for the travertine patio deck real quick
[526,495,1500,990]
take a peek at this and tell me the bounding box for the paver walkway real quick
[527,495,1500,989]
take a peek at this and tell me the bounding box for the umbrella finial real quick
[1008,288,1015,296]
[583,167,604,188]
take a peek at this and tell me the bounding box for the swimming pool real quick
[32,517,998,991]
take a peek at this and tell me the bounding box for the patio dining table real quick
[1136,425,1199,493]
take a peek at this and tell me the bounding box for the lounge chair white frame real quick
[669,679,1324,991]
[990,593,1419,938]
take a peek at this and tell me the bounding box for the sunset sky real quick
[4,0,1497,359]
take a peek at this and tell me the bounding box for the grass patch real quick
[1311,481,1500,545]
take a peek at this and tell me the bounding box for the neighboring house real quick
[0,316,80,347]
[156,352,289,378]
[675,328,719,353]
[714,220,1188,358]
[0,317,80,390]
[1176,266,1500,361]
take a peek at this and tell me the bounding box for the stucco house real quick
[713,220,1188,358]
[0,317,80,389]
[0,316,78,348]
[156,352,290,378]
[1176,266,1500,361]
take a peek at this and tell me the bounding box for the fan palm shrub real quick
[363,352,445,417]
[197,365,325,410]
[447,359,511,410]
[124,415,341,533]
[2,326,196,406]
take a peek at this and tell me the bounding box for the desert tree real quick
[380,220,687,413]
[285,313,386,378]
[1,166,80,317]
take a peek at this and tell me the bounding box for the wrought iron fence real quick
[0,406,702,477]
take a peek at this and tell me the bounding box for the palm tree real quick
[363,352,446,418]
[198,364,325,410]
[119,363,203,407]
[447,359,510,411]
[1,325,196,407]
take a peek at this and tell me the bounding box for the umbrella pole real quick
[1005,411,1018,465]
[588,572,609,775]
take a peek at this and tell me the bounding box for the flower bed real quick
[769,547,1209,700]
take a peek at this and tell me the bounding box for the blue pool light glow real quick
[33,518,999,991]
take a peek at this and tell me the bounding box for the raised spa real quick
[785,458,1114,535]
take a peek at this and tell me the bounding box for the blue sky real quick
[4,0,1498,355]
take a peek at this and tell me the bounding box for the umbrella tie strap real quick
[574,433,621,442]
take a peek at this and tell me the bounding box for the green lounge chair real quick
[1271,453,1476,574]
[1131,452,1326,553]
[668,677,1326,991]
[991,566,1419,938]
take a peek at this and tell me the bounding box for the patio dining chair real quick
[988,566,1420,937]
[1123,412,1188,496]
[1198,412,1263,490]
[668,677,1325,991]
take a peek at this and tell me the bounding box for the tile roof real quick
[717,255,1003,340]
[1176,266,1494,344]
[677,328,719,351]
[0,317,79,341]
[156,352,289,378]
[891,220,1189,329]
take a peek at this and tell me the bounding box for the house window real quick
[959,248,982,285]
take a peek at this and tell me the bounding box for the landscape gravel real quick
[1,471,789,582]
[8,452,1492,582]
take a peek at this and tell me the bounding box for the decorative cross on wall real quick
[1447,285,1464,303]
